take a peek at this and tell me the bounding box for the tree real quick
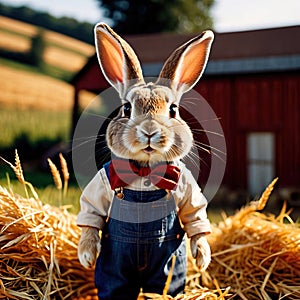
[98,0,214,34]
[28,29,46,68]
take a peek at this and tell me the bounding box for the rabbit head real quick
[95,23,214,165]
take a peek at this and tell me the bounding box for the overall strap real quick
[103,161,111,182]
[103,161,124,198]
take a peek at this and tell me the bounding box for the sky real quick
[1,0,300,32]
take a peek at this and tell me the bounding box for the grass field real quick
[0,16,98,210]
[0,16,94,73]
[0,108,70,147]
[0,62,95,110]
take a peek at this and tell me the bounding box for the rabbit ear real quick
[156,30,214,98]
[95,23,144,98]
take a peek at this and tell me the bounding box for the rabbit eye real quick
[169,104,178,118]
[123,102,132,118]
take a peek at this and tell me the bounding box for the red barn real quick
[72,26,300,202]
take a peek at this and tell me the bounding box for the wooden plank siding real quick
[196,71,300,190]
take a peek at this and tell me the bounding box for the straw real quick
[0,166,299,300]
[193,179,300,300]
[0,186,97,299]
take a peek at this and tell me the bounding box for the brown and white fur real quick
[78,23,214,271]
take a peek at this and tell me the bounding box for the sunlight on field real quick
[0,15,36,37]
[0,16,95,73]
[0,16,94,55]
[44,46,89,72]
[0,64,73,110]
[0,64,95,110]
[0,30,30,52]
[45,30,94,56]
[0,16,98,212]
[0,176,81,214]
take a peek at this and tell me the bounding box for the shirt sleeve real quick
[76,168,114,230]
[175,165,211,237]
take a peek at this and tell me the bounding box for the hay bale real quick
[2,175,299,300]
[194,199,300,299]
[0,186,97,299]
[0,185,228,300]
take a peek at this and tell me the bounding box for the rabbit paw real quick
[78,227,101,268]
[190,234,211,271]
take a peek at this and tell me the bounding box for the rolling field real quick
[0,16,98,209]
[0,63,95,110]
[0,16,94,72]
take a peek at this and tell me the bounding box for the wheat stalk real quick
[47,158,62,190]
[257,177,278,210]
[48,158,62,207]
[14,149,25,184]
[14,149,29,199]
[59,153,69,198]
[0,150,38,199]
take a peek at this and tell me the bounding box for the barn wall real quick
[194,71,300,191]
[74,63,109,92]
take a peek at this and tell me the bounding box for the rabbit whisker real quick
[194,141,226,156]
[193,141,226,164]
[191,128,224,137]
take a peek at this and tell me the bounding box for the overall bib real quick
[94,163,186,300]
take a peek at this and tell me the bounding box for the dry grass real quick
[0,16,94,55]
[44,31,94,57]
[198,182,300,299]
[0,186,229,300]
[44,46,89,72]
[0,186,96,299]
[0,16,94,73]
[0,64,94,110]
[0,16,37,37]
[0,30,30,52]
[0,162,299,300]
[0,151,95,299]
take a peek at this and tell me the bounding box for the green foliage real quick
[28,29,46,68]
[98,0,215,34]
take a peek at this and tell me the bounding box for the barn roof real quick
[72,26,300,91]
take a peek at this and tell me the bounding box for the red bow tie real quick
[108,159,181,190]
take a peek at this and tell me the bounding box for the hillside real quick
[0,16,96,110]
[0,3,94,44]
[0,16,94,73]
[0,64,95,111]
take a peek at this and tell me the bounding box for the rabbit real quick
[77,23,214,300]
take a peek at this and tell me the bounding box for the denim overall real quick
[94,162,186,300]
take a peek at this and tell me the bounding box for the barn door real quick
[247,132,275,196]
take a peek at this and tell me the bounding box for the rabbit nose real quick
[137,121,161,144]
[141,128,161,143]
[137,119,162,144]
[144,129,160,143]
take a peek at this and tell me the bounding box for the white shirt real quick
[77,162,211,238]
